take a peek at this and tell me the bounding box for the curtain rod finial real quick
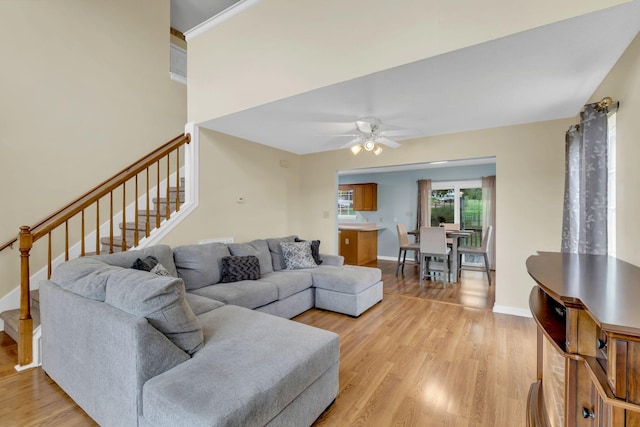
[596,96,613,112]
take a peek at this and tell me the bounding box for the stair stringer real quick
[2,122,200,369]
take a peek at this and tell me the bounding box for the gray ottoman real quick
[312,265,383,317]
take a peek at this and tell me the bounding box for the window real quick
[607,111,617,257]
[338,187,356,218]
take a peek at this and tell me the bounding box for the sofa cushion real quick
[266,235,298,271]
[50,257,121,301]
[310,265,382,294]
[228,240,273,275]
[261,271,313,299]
[281,241,317,270]
[173,242,230,290]
[104,268,204,355]
[92,245,178,277]
[220,255,260,283]
[295,238,323,265]
[189,280,278,310]
[184,293,225,316]
[142,305,339,427]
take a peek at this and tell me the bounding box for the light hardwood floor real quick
[0,260,535,426]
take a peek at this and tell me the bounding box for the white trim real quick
[170,72,187,85]
[492,305,532,318]
[198,237,234,244]
[431,179,482,190]
[184,0,262,41]
[377,255,400,261]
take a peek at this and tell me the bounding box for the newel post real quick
[18,226,33,366]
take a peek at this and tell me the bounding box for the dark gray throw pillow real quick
[220,256,261,283]
[295,238,323,265]
[131,255,159,272]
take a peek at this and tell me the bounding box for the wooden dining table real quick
[408,228,473,283]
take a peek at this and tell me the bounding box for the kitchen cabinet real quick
[339,183,377,211]
[353,183,377,211]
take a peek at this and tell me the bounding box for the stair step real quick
[0,308,40,343]
[100,236,133,252]
[137,209,170,220]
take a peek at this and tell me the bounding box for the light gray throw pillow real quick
[280,241,317,270]
[266,235,298,271]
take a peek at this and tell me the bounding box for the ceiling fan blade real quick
[340,137,363,149]
[376,136,401,148]
[380,129,415,137]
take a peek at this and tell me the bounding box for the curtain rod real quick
[588,96,619,113]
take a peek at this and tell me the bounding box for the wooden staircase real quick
[0,179,186,341]
[0,132,193,367]
[101,178,185,253]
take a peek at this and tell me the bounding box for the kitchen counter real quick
[338,223,383,265]
[338,222,386,231]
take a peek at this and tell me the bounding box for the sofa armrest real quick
[319,253,344,266]
[41,280,189,426]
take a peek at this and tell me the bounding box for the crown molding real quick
[184,0,262,42]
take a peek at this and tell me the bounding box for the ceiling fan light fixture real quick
[363,140,375,151]
[373,145,383,156]
[350,144,363,155]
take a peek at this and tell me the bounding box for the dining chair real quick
[396,223,420,275]
[419,227,451,286]
[441,222,460,246]
[457,225,493,285]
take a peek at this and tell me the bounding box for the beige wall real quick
[0,0,187,299]
[297,33,640,312]
[299,120,569,311]
[188,0,628,123]
[175,32,639,313]
[160,129,302,247]
[588,34,640,266]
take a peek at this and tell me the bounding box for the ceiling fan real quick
[341,117,402,155]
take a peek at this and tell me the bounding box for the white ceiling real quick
[173,1,640,156]
[170,0,242,33]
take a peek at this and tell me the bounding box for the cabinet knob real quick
[597,338,607,350]
[582,407,595,419]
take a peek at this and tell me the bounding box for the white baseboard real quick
[377,255,400,261]
[492,305,532,318]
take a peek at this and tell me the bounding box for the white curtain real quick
[561,104,608,255]
[482,175,496,269]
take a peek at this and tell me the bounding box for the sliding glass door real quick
[430,180,484,264]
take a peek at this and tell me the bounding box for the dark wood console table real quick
[526,251,640,427]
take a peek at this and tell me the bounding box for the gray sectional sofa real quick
[40,236,383,426]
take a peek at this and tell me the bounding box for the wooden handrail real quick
[0,237,17,253]
[29,133,190,241]
[14,132,190,367]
